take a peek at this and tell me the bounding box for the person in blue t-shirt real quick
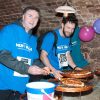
[0,6,50,100]
[67,26,88,70]
[40,14,82,79]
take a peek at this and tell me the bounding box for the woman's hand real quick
[28,65,50,75]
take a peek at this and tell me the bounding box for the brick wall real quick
[0,0,21,25]
[0,0,99,28]
[0,0,100,68]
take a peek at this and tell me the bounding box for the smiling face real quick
[22,9,39,32]
[62,21,75,37]
[61,14,78,37]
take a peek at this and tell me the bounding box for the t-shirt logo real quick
[57,45,69,51]
[71,41,77,46]
[16,42,32,52]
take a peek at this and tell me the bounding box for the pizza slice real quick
[62,70,92,78]
[61,78,84,87]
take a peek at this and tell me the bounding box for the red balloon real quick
[79,26,95,42]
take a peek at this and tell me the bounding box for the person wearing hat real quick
[40,13,82,79]
[55,6,88,70]
[67,26,89,70]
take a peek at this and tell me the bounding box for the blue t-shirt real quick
[0,23,39,93]
[41,28,71,70]
[70,27,88,68]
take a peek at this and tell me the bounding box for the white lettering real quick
[57,45,68,50]
[16,43,32,52]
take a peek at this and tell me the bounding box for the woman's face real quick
[22,9,39,31]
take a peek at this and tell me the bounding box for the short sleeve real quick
[41,32,55,54]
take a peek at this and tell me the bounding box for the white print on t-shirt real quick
[17,56,31,65]
[13,56,31,77]
[57,45,69,51]
[58,53,68,69]
[16,43,32,52]
[71,41,77,46]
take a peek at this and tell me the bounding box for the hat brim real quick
[55,6,76,14]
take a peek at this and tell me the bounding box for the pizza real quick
[62,70,92,78]
[69,70,91,75]
[61,78,84,87]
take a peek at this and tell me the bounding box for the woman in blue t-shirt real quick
[0,6,49,100]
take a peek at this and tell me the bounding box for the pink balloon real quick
[79,26,95,42]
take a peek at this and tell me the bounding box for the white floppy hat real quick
[55,6,76,16]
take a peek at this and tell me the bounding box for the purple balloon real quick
[79,26,95,42]
[93,18,100,34]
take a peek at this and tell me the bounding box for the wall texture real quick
[0,0,100,69]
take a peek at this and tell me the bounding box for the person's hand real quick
[52,70,63,80]
[75,67,83,70]
[43,67,51,74]
[28,65,49,75]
